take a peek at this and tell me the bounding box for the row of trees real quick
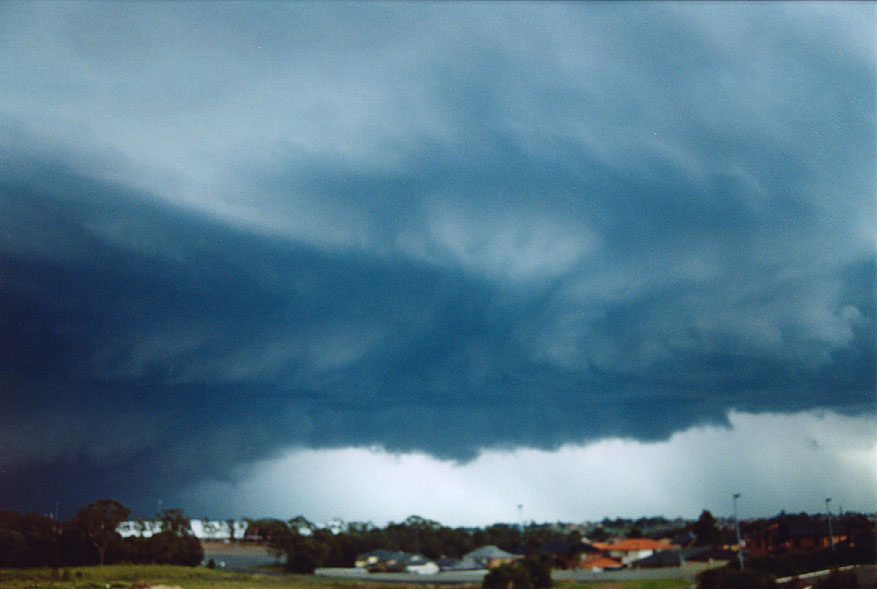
[0,499,202,568]
[246,514,584,573]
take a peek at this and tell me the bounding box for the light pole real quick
[733,493,743,570]
[825,498,835,551]
[518,504,524,553]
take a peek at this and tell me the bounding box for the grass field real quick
[0,565,691,589]
[557,580,691,589]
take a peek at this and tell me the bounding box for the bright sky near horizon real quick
[1,1,874,524]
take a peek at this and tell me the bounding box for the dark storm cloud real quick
[0,2,873,515]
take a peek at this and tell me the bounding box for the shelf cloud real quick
[1,2,873,520]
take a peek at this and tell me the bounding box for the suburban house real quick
[401,553,440,575]
[576,555,623,571]
[190,519,248,541]
[630,546,735,568]
[463,545,520,569]
[599,538,677,566]
[532,541,601,569]
[747,516,846,555]
[117,519,247,540]
[116,520,164,538]
[355,549,407,570]
[436,556,483,571]
[354,550,439,574]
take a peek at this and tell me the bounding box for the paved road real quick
[316,563,717,584]
[855,565,876,589]
[316,564,877,586]
[202,543,278,571]
[316,568,488,585]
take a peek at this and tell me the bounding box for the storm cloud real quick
[1,2,874,519]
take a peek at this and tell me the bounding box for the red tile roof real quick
[580,555,623,570]
[605,538,676,552]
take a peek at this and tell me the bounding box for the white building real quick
[117,519,248,540]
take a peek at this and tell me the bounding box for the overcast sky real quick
[1,2,874,525]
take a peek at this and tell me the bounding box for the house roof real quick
[581,556,623,570]
[400,553,433,565]
[437,557,482,570]
[464,545,517,560]
[762,516,833,538]
[357,549,408,562]
[632,550,683,567]
[605,538,676,552]
[632,547,736,567]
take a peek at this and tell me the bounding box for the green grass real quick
[613,579,691,589]
[0,564,336,589]
[558,579,691,589]
[0,566,691,589]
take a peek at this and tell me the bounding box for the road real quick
[316,564,877,586]
[201,542,278,571]
[316,563,718,584]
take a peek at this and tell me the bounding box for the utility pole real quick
[733,493,744,570]
[825,498,835,551]
[518,504,524,552]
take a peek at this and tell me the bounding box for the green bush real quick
[482,562,534,589]
[284,537,330,574]
[697,567,776,589]
[730,547,869,577]
[482,558,552,589]
[520,555,553,588]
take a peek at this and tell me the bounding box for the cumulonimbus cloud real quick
[0,2,873,518]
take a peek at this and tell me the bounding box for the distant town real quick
[115,510,874,573]
[5,497,872,576]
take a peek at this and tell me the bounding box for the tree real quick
[588,526,609,542]
[289,515,316,535]
[520,555,553,588]
[148,530,203,566]
[71,499,130,566]
[0,529,28,567]
[692,510,722,547]
[284,536,329,574]
[159,508,191,535]
[249,519,292,563]
[150,508,202,566]
[482,562,534,589]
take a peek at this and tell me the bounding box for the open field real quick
[0,565,363,589]
[0,565,691,589]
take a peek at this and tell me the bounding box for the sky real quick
[1,2,875,526]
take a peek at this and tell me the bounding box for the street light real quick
[517,504,524,553]
[733,493,744,570]
[825,498,835,551]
